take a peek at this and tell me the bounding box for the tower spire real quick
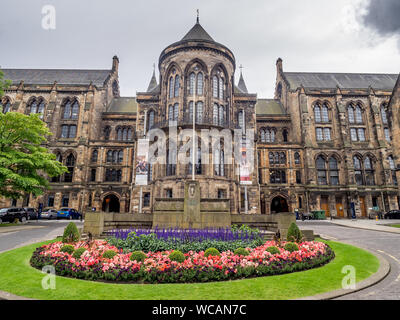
[238,64,248,93]
[196,9,199,24]
[146,63,158,92]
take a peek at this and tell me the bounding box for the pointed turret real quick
[146,67,158,92]
[237,67,248,93]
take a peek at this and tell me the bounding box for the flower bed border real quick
[30,241,335,284]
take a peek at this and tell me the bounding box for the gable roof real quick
[283,72,398,90]
[256,99,285,115]
[2,68,112,87]
[106,97,137,113]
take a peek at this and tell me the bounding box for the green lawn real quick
[389,224,400,228]
[0,239,379,300]
[0,223,20,228]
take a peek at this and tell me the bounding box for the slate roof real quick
[181,21,215,43]
[146,70,158,92]
[106,97,137,113]
[283,72,398,90]
[237,72,248,93]
[2,68,112,87]
[256,99,286,115]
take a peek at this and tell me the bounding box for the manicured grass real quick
[389,224,400,228]
[0,223,20,228]
[0,239,379,300]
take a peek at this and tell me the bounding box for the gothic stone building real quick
[1,19,400,219]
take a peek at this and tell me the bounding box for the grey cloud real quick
[362,0,400,36]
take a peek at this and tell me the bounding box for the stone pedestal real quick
[184,180,201,228]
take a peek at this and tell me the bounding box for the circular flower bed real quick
[30,240,334,284]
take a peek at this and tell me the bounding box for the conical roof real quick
[181,20,215,42]
[237,71,248,93]
[146,69,158,92]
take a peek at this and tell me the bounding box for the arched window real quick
[64,154,75,182]
[329,157,339,185]
[1,98,11,113]
[91,150,98,163]
[118,150,124,163]
[104,126,111,140]
[294,152,301,165]
[188,101,193,121]
[127,128,133,141]
[364,156,375,185]
[279,152,286,164]
[189,72,195,95]
[265,129,271,142]
[117,128,123,141]
[63,98,79,119]
[107,150,113,163]
[381,105,388,124]
[197,73,203,95]
[169,77,174,98]
[316,156,327,185]
[321,103,329,122]
[270,129,275,142]
[219,105,224,125]
[353,156,363,185]
[148,110,155,129]
[213,76,218,98]
[28,98,45,118]
[314,104,321,122]
[348,105,355,123]
[174,75,180,97]
[260,129,266,142]
[122,128,128,141]
[388,156,397,185]
[238,110,245,134]
[355,104,363,123]
[269,152,274,165]
[174,103,179,121]
[219,77,224,99]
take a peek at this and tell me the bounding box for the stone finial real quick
[276,58,283,73]
[112,55,119,72]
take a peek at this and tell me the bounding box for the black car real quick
[23,207,38,220]
[384,210,400,219]
[0,207,29,224]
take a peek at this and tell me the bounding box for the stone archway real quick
[102,194,120,213]
[270,196,289,214]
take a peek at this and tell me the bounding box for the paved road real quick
[298,220,400,300]
[0,220,84,253]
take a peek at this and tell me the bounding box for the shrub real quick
[265,246,280,255]
[60,244,74,254]
[287,222,302,243]
[130,251,147,262]
[169,250,185,263]
[234,248,249,257]
[102,250,118,259]
[72,247,86,259]
[284,242,299,253]
[204,248,221,258]
[62,222,80,243]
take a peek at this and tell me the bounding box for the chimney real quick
[276,58,283,74]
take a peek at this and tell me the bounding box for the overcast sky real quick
[0,0,399,98]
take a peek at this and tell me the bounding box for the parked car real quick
[384,210,400,219]
[0,207,28,224]
[24,207,38,220]
[57,208,82,220]
[40,208,58,220]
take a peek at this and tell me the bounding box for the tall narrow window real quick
[321,104,329,122]
[384,128,391,142]
[104,126,111,140]
[323,128,331,141]
[219,105,224,125]
[355,105,363,123]
[294,152,301,165]
[329,157,339,185]
[91,150,98,163]
[213,103,219,125]
[316,156,327,185]
[213,76,218,98]
[358,128,366,142]
[348,105,355,123]
[314,105,321,122]
[388,156,397,185]
[189,101,193,121]
[90,169,96,182]
[63,100,71,119]
[196,102,203,123]
[174,103,179,121]
[316,128,323,141]
[381,105,388,124]
[219,77,224,99]
[197,73,203,95]
[354,156,363,185]
[148,110,155,129]
[364,156,375,185]
[189,72,195,95]
[169,77,174,98]
[71,100,79,119]
[64,154,75,183]
[350,128,358,141]
[260,129,265,143]
[174,75,180,97]
[282,129,288,142]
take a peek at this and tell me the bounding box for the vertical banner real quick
[240,141,252,185]
[135,138,149,185]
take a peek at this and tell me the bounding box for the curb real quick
[328,221,400,235]
[297,239,391,300]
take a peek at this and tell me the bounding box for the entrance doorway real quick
[102,194,120,213]
[321,196,330,217]
[359,196,367,217]
[270,196,289,213]
[335,197,344,218]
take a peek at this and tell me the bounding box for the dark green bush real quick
[60,244,74,254]
[284,242,299,253]
[204,248,221,258]
[130,251,147,262]
[62,222,80,243]
[265,246,280,255]
[72,247,86,259]
[287,222,302,243]
[102,250,118,259]
[169,250,185,263]
[234,248,249,257]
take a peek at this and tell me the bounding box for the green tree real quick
[0,69,67,200]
